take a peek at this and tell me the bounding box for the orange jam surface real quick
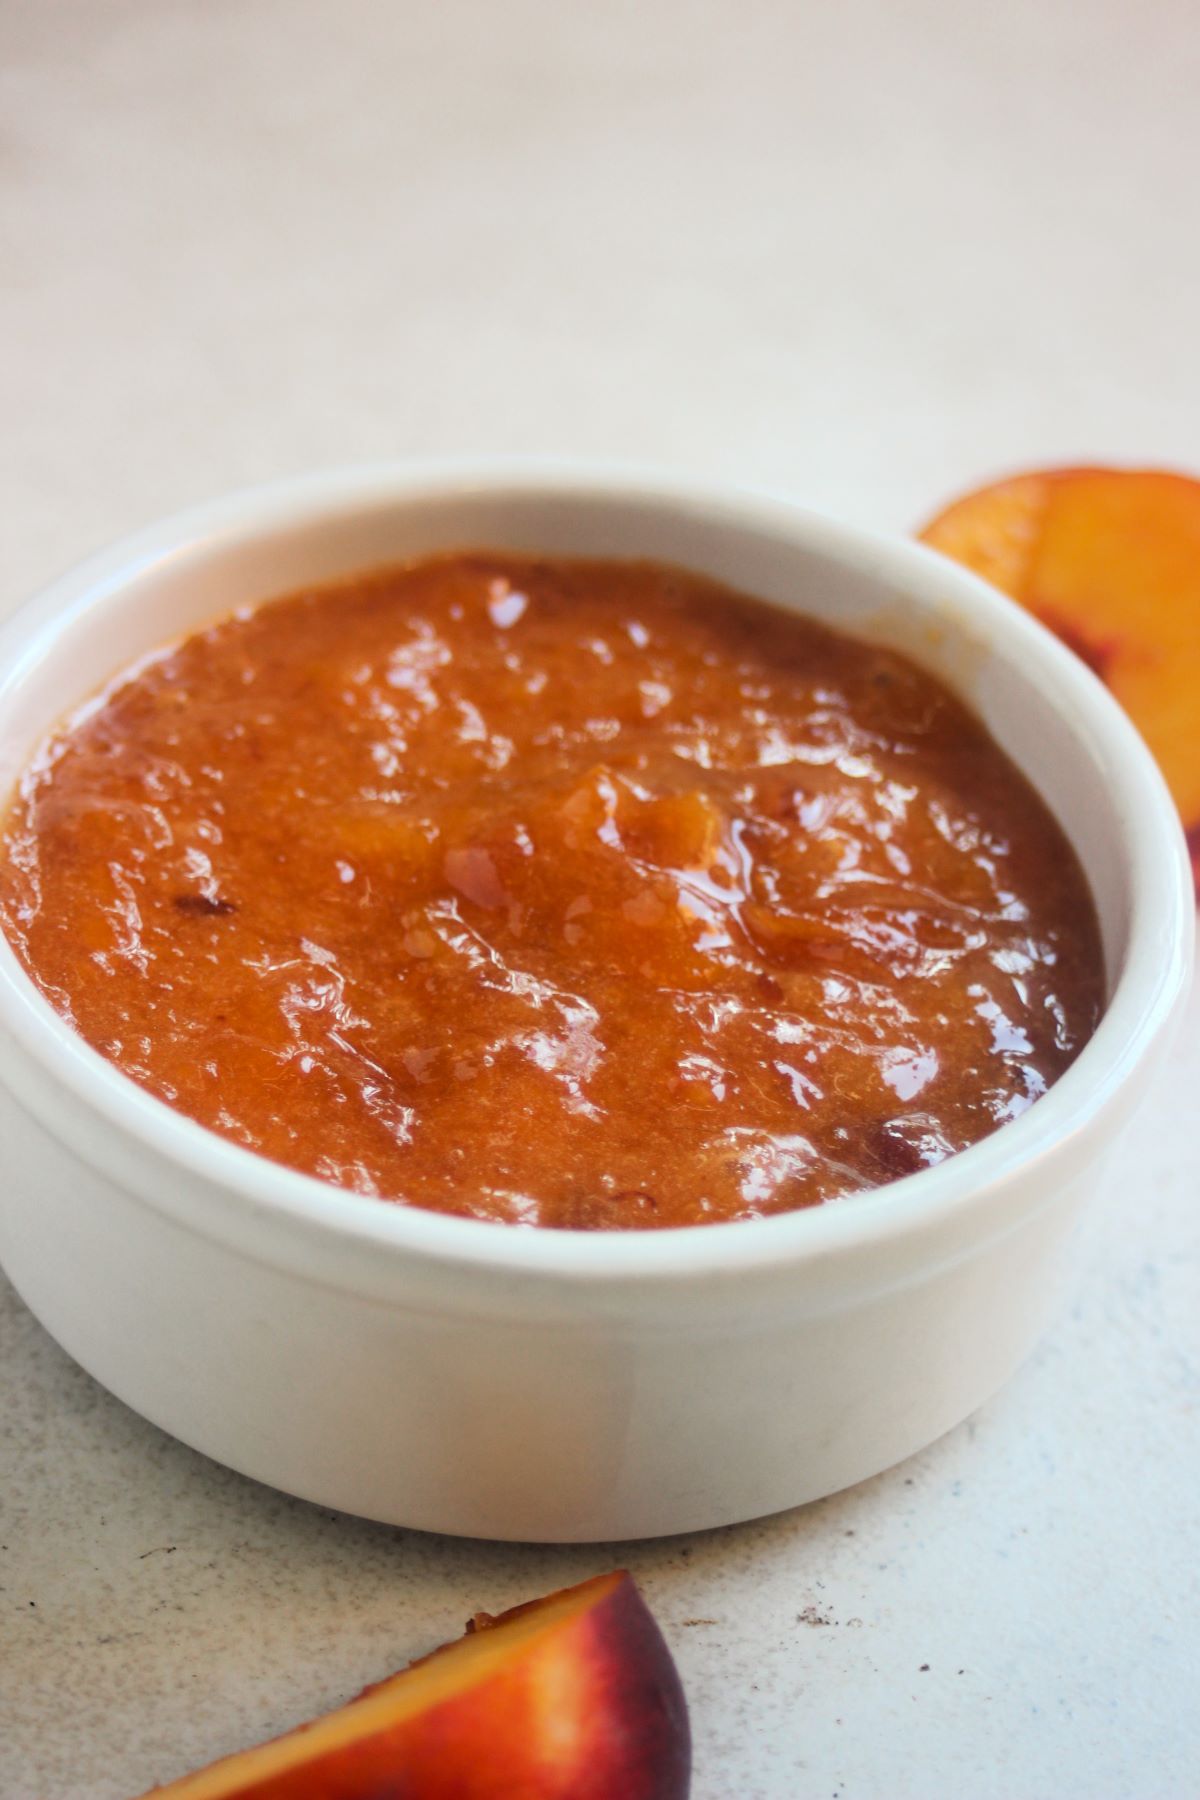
[0,555,1103,1229]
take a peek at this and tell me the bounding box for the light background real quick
[2,2,1198,1795]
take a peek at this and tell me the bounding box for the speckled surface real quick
[2,3,1199,1795]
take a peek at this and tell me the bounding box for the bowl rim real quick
[0,457,1192,1284]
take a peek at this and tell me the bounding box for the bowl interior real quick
[0,465,1189,1280]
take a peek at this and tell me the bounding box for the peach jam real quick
[0,554,1103,1228]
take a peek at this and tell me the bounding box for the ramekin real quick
[0,463,1191,1541]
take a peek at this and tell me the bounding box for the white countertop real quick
[2,3,1198,1795]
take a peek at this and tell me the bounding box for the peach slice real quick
[135,1571,690,1799]
[919,466,1200,890]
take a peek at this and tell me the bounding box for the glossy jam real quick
[0,555,1103,1229]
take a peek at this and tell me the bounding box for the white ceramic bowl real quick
[0,463,1191,1542]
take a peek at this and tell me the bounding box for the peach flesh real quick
[135,1571,691,1799]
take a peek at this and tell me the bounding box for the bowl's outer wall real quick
[0,1075,1093,1540]
[0,467,1190,1538]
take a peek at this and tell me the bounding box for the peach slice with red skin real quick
[135,1571,690,1800]
[919,466,1200,891]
